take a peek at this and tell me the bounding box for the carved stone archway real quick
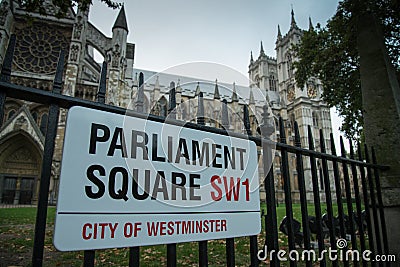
[0,131,42,204]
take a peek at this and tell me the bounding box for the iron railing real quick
[0,35,390,267]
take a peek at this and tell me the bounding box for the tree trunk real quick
[356,8,400,259]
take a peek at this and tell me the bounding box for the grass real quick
[0,207,255,266]
[0,203,362,266]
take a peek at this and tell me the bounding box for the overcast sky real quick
[89,0,339,78]
[88,0,347,149]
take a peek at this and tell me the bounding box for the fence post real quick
[307,126,326,267]
[319,130,338,267]
[226,238,235,267]
[82,61,107,267]
[196,92,208,267]
[197,92,205,126]
[220,98,235,267]
[329,135,351,266]
[347,141,367,267]
[32,50,64,267]
[244,105,258,267]
[243,105,251,136]
[294,121,312,267]
[259,105,278,267]
[339,138,360,266]
[127,71,146,267]
[96,61,107,104]
[278,117,296,267]
[371,147,389,256]
[0,34,16,127]
[357,142,376,262]
[168,81,176,120]
[364,145,383,256]
[167,81,177,267]
[198,240,208,267]
[135,73,145,113]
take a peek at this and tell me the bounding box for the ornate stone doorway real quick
[2,176,35,204]
[0,132,42,205]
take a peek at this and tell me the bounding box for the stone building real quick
[0,1,333,205]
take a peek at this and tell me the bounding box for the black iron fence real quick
[0,35,390,267]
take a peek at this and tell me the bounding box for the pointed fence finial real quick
[97,61,107,103]
[135,72,144,113]
[232,82,238,102]
[197,92,205,125]
[294,121,301,147]
[221,99,229,130]
[243,105,251,136]
[168,81,176,119]
[307,125,315,150]
[214,79,220,99]
[339,136,346,157]
[319,129,327,154]
[329,133,337,156]
[195,81,201,96]
[52,50,65,94]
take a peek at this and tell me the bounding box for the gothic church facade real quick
[0,1,332,204]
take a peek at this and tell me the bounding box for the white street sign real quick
[54,106,260,251]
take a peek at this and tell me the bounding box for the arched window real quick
[7,109,16,120]
[312,111,319,128]
[290,114,295,131]
[181,103,187,121]
[32,111,38,123]
[40,113,48,134]
[274,117,279,131]
[287,54,293,78]
[88,44,106,63]
[269,75,277,91]
[158,96,168,117]
[254,75,260,88]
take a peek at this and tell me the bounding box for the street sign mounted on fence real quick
[54,106,260,251]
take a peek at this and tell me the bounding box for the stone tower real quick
[248,42,278,93]
[275,9,333,198]
[107,5,129,106]
[64,4,89,98]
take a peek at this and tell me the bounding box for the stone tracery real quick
[14,24,68,74]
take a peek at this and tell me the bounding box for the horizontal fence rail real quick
[0,39,390,267]
[0,80,390,171]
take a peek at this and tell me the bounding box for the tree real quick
[17,0,121,17]
[293,0,400,140]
